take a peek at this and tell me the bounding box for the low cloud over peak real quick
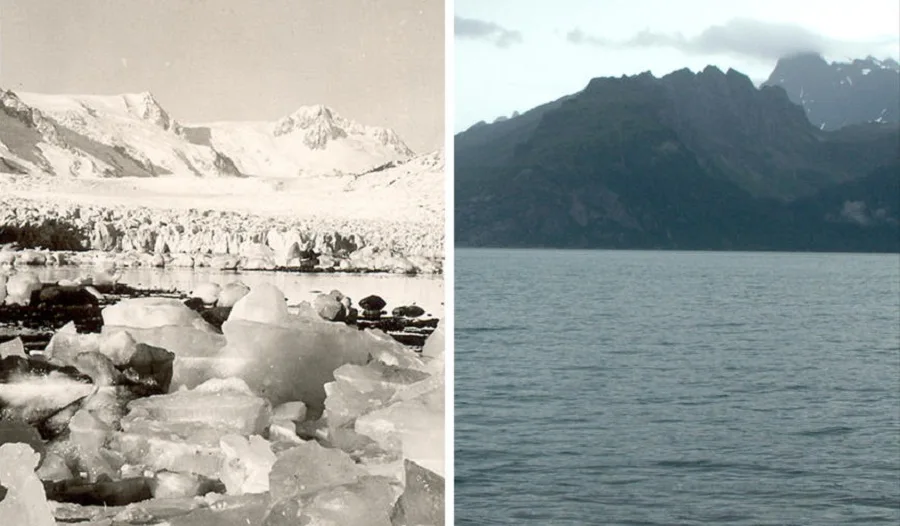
[567,18,899,62]
[455,16,523,48]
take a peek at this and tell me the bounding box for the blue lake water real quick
[455,248,900,525]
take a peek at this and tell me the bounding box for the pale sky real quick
[455,0,900,131]
[0,0,444,153]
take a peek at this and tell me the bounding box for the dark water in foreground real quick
[455,249,900,525]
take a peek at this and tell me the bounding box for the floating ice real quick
[0,443,56,526]
[227,283,290,326]
[217,281,250,308]
[219,434,277,495]
[0,337,26,358]
[4,271,41,306]
[191,282,221,304]
[268,440,366,502]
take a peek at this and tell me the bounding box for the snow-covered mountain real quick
[763,53,900,130]
[184,105,414,176]
[1,89,417,180]
[11,90,242,178]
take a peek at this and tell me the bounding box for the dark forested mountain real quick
[455,63,900,252]
[764,53,900,131]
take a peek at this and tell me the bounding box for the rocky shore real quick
[0,196,443,275]
[0,274,444,525]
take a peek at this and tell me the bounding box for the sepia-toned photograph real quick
[0,1,444,524]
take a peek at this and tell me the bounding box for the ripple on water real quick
[456,249,900,526]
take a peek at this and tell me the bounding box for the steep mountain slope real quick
[455,65,899,252]
[764,53,900,130]
[184,105,414,176]
[15,91,242,178]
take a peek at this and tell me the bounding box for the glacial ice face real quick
[0,443,56,526]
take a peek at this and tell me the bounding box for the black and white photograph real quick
[0,1,445,524]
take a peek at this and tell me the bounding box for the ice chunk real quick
[0,356,95,429]
[36,451,72,482]
[191,282,221,304]
[355,383,444,477]
[0,337,26,358]
[44,331,101,366]
[391,460,445,526]
[217,282,250,308]
[150,470,206,499]
[324,363,429,428]
[219,434,277,495]
[124,377,271,436]
[217,316,370,413]
[65,408,119,481]
[99,330,139,366]
[227,283,290,325]
[266,476,395,526]
[272,401,308,424]
[0,443,56,526]
[4,271,41,306]
[268,440,366,501]
[103,297,212,329]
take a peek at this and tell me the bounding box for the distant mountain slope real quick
[2,89,418,180]
[455,65,899,252]
[15,91,242,178]
[764,53,900,130]
[184,105,414,176]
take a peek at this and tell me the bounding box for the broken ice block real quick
[191,282,221,305]
[219,434,276,495]
[323,363,429,428]
[227,283,290,326]
[0,337,26,358]
[103,297,212,330]
[4,271,41,306]
[0,442,56,526]
[266,476,396,526]
[44,331,102,366]
[355,382,444,477]
[268,440,366,502]
[391,460,445,526]
[124,377,271,436]
[217,282,250,307]
[218,316,370,414]
[0,356,95,430]
[99,330,139,366]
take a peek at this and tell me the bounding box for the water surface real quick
[456,248,900,525]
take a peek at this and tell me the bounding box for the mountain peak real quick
[121,91,178,132]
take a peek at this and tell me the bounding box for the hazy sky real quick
[455,0,900,131]
[0,0,444,153]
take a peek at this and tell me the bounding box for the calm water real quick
[455,249,900,525]
[29,267,444,317]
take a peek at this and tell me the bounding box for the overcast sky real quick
[455,0,900,131]
[0,0,444,153]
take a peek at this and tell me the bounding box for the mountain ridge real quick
[455,58,900,252]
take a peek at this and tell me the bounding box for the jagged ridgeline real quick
[456,60,900,252]
[0,90,414,179]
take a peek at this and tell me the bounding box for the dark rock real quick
[183,297,205,312]
[118,343,174,397]
[392,305,425,318]
[345,307,358,324]
[200,306,232,331]
[361,309,383,321]
[0,420,44,456]
[36,285,99,307]
[391,460,444,526]
[359,295,386,311]
[43,476,154,506]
